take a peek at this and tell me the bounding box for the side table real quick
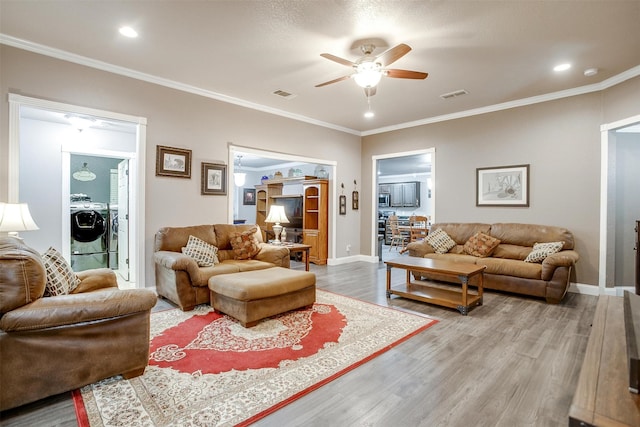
[270,243,312,271]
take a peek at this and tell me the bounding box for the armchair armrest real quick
[0,289,157,332]
[541,250,579,281]
[73,268,118,293]
[407,240,435,258]
[255,243,291,267]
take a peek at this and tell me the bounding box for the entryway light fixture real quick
[234,155,246,187]
[65,115,96,132]
[73,163,97,182]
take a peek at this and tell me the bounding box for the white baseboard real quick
[568,283,635,297]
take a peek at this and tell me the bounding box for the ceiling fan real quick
[315,43,428,97]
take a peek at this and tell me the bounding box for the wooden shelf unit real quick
[255,183,283,236]
[303,179,328,265]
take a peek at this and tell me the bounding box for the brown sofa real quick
[153,224,291,311]
[407,223,579,303]
[0,236,157,411]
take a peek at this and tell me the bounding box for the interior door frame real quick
[599,113,640,295]
[370,148,435,260]
[8,94,147,288]
[228,144,338,263]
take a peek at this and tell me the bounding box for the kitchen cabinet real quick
[388,182,420,207]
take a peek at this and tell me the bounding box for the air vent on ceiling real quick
[272,90,297,100]
[440,89,468,100]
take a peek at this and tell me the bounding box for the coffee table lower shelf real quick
[387,282,482,315]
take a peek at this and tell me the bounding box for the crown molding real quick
[0,34,361,136]
[363,64,640,136]
[2,33,638,139]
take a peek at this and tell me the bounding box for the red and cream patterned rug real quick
[73,290,437,426]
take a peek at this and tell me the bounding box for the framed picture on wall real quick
[339,195,347,215]
[201,162,227,195]
[156,145,192,178]
[243,188,256,205]
[476,164,529,207]
[352,191,359,210]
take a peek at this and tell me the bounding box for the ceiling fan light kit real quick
[353,62,382,88]
[316,43,428,96]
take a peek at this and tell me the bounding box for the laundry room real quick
[70,154,124,272]
[16,105,138,284]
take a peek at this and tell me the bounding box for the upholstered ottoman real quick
[208,267,316,327]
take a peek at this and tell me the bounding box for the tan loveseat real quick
[407,223,579,303]
[0,236,157,411]
[154,224,290,311]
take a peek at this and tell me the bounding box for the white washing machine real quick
[70,202,108,271]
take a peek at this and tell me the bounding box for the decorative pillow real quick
[425,228,456,254]
[229,227,261,260]
[42,247,81,296]
[524,241,564,263]
[181,235,219,267]
[463,232,501,258]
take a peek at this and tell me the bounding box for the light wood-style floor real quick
[0,256,598,427]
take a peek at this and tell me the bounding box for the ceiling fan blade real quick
[320,53,355,67]
[315,75,352,87]
[364,86,377,97]
[377,43,411,67]
[385,69,429,79]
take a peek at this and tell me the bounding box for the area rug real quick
[73,290,437,426]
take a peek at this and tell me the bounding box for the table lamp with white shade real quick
[265,205,289,245]
[0,203,40,239]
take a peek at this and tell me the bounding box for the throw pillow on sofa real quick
[230,227,261,260]
[425,228,456,254]
[182,235,219,267]
[42,247,81,296]
[463,232,501,257]
[524,241,564,263]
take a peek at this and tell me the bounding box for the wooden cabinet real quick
[255,183,282,236]
[303,179,328,265]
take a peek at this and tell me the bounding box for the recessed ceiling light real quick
[364,111,374,119]
[119,26,138,38]
[553,63,571,72]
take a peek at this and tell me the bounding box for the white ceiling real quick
[2,1,639,136]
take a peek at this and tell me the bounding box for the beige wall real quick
[362,76,640,287]
[0,46,361,286]
[2,44,638,289]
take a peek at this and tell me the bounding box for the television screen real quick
[275,197,303,229]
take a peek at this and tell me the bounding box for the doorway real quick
[228,145,337,260]
[8,94,147,288]
[371,149,434,260]
[599,114,640,295]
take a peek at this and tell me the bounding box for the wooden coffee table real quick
[385,257,485,315]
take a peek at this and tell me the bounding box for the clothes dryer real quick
[70,202,108,271]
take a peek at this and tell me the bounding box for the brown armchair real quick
[0,236,158,411]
